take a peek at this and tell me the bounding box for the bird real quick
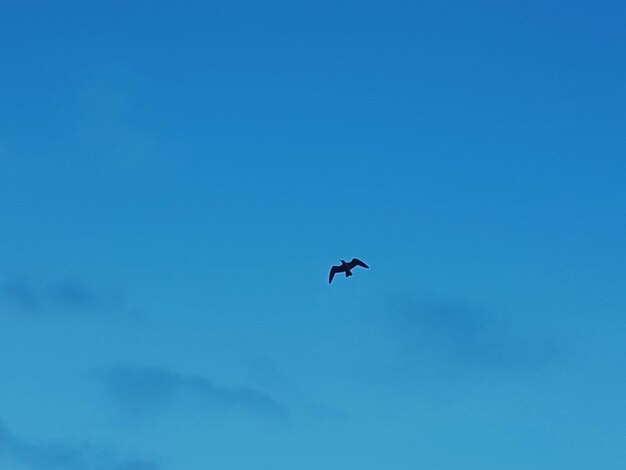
[329,258,369,283]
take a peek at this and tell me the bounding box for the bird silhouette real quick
[329,258,369,283]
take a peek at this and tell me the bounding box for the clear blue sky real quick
[1,1,625,469]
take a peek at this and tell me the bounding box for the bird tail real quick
[345,270,353,277]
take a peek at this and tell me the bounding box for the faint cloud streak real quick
[93,365,287,421]
[0,418,159,470]
[1,278,40,312]
[0,276,123,316]
[388,297,556,373]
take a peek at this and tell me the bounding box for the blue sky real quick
[1,1,625,468]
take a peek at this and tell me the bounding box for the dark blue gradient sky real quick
[1,1,625,469]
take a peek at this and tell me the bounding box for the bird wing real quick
[348,258,369,269]
[328,265,344,283]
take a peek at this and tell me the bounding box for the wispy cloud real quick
[387,297,556,373]
[0,276,122,315]
[1,278,40,312]
[48,280,99,309]
[0,419,158,470]
[93,365,287,421]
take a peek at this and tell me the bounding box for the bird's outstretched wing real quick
[328,265,344,283]
[348,258,369,270]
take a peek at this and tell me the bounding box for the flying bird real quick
[329,258,369,283]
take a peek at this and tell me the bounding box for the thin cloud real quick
[93,365,287,421]
[48,280,99,309]
[0,419,159,470]
[0,276,122,315]
[1,278,40,312]
[388,297,556,373]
